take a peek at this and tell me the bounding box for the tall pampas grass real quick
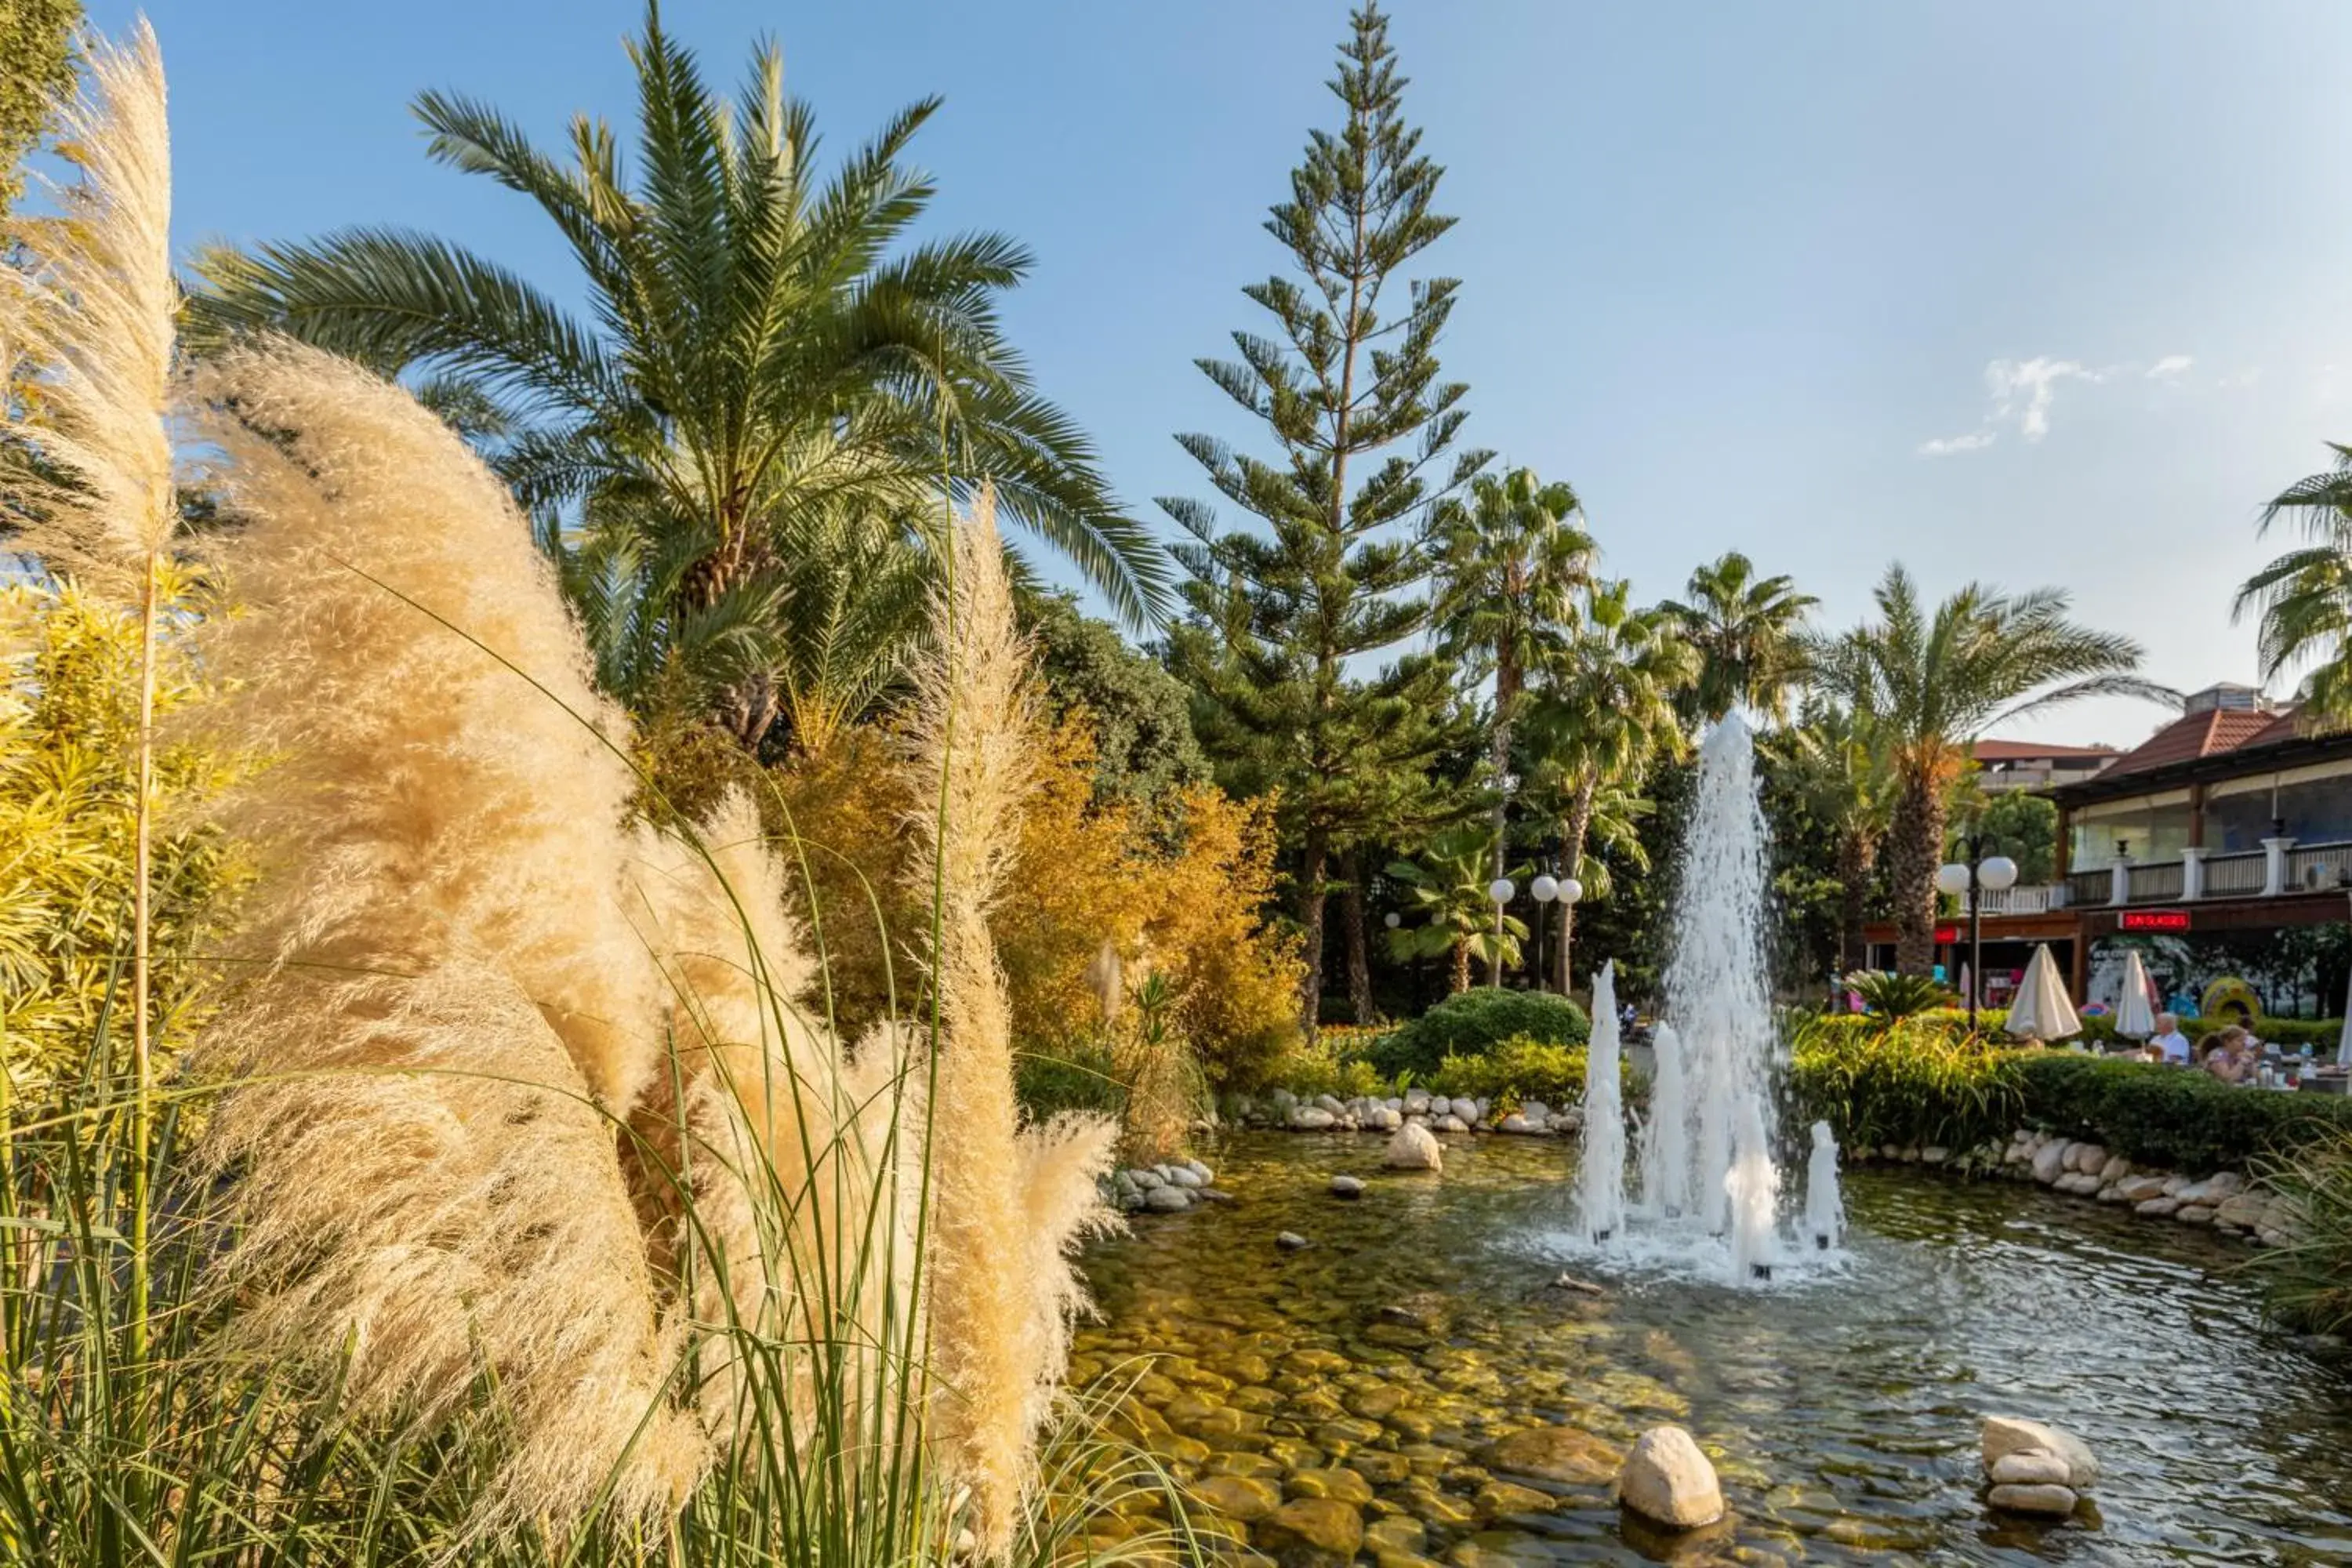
[906,490,1116,1557]
[0,20,181,1348]
[187,341,706,1525]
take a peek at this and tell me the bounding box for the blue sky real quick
[90,0,2352,748]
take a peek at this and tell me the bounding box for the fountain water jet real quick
[1636,1022,1689,1218]
[1577,963,1627,1242]
[1805,1120,1845,1251]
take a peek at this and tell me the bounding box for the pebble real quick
[1987,1483,2078,1517]
[1276,1231,1311,1251]
[1330,1175,1367,1199]
[1142,1185,1192,1213]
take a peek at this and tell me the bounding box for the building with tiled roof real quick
[1864,683,2352,1018]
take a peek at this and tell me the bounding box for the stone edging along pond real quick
[1126,1087,2292,1249]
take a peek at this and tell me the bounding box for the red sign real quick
[1934,924,1961,945]
[2120,908,2192,932]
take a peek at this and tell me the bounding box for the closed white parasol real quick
[2114,949,2157,1040]
[2006,944,2082,1044]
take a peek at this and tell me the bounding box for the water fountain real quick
[1581,713,1835,1283]
[1805,1120,1846,1250]
[1575,963,1627,1242]
[1636,1022,1689,1218]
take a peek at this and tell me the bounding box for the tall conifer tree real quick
[1164,2,1488,1029]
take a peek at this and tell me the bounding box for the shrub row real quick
[1787,1018,2352,1175]
[1806,1007,2346,1051]
[1368,989,1589,1080]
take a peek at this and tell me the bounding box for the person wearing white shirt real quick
[2151,1012,2193,1065]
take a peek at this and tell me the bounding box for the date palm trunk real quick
[1555,774,1598,999]
[1889,763,1945,976]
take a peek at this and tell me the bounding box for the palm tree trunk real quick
[1556,775,1598,997]
[1837,829,1877,975]
[1298,826,1328,1036]
[1450,937,1472,994]
[1889,766,1945,975]
[1341,851,1376,1023]
[1486,652,1519,987]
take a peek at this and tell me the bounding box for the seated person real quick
[2200,1026,2254,1085]
[2149,1012,2194,1065]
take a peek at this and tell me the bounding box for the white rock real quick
[1184,1160,1214,1185]
[1314,1094,1345,1115]
[1403,1089,1432,1113]
[2177,1203,2216,1226]
[1290,1106,1338,1131]
[2136,1196,2182,1218]
[1330,1174,1366,1199]
[1989,1450,2071,1486]
[1385,1121,1444,1171]
[2099,1154,2132,1183]
[1129,1168,1164,1189]
[1432,1114,1469,1134]
[2031,1142,2070,1184]
[1987,1483,2078,1517]
[1498,1113,1534,1134]
[2204,1171,2248,1199]
[2069,1142,2107,1174]
[1369,1105,1403,1131]
[1981,1416,2098,1490]
[1427,1097,1452,1118]
[1922,1146,1951,1165]
[1167,1166,1203,1189]
[1142,1185,1192,1213]
[1616,1425,1724,1529]
[1523,1101,1550,1122]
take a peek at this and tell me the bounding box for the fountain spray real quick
[1576,963,1627,1243]
[1637,1022,1689,1218]
[1805,1120,1845,1251]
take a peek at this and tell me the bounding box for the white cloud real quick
[1917,351,2193,456]
[1985,356,2099,441]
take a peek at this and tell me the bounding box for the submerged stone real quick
[1479,1425,1624,1486]
[1616,1425,1726,1528]
[1255,1497,1366,1561]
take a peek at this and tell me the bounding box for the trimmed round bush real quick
[1374,989,1590,1080]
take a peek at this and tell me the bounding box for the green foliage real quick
[191,6,1167,750]
[0,582,241,1094]
[1385,823,1528,987]
[1374,988,1590,1079]
[2235,441,2352,724]
[1025,591,1207,804]
[0,0,77,215]
[1787,1015,2027,1153]
[1842,969,1955,1020]
[1162,2,1488,1025]
[1958,787,2058,885]
[2256,1125,2352,1334]
[2018,1052,2352,1174]
[1427,1035,1588,1108]
[1661,550,1817,726]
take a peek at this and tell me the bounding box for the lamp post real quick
[1530,871,1582,993]
[1487,877,1515,989]
[1936,835,2020,1031]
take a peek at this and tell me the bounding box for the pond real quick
[1069,1131,2352,1566]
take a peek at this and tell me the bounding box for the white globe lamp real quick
[1934,862,1972,898]
[1557,877,1583,906]
[1978,855,2020,892]
[1531,873,1559,902]
[1487,877,1515,905]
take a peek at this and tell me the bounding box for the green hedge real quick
[1371,989,1589,1080]
[2019,1054,2352,1174]
[1787,1019,2026,1153]
[1426,1036,1590,1108]
[1788,1016,2352,1174]
[1809,1007,2345,1051]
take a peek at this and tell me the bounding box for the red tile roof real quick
[1969,739,2120,762]
[2100,708,2283,779]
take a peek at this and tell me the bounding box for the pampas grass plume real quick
[906,489,1116,1557]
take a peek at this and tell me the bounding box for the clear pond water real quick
[1069,1131,2352,1566]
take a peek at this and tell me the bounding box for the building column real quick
[2263,836,2297,898]
[2110,855,2132,906]
[2054,805,2072,882]
[2181,845,2207,902]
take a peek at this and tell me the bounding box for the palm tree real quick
[1663,551,1817,725]
[187,7,1170,749]
[1524,581,1697,993]
[1386,823,1528,994]
[1775,699,1895,975]
[1430,466,1595,881]
[1811,565,2169,975]
[2234,443,2352,722]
